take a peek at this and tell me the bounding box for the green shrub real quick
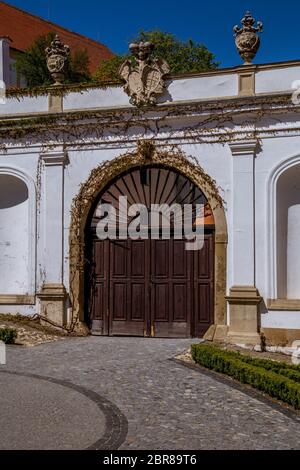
[0,327,17,344]
[191,343,300,409]
[229,353,300,383]
[196,344,300,382]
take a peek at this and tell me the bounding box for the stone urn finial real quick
[119,41,170,107]
[233,11,263,65]
[45,34,70,86]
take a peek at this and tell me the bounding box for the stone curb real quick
[0,370,128,450]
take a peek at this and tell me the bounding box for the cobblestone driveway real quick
[2,337,300,450]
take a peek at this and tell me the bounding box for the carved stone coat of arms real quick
[119,42,170,107]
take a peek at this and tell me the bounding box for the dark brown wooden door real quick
[109,239,149,336]
[151,238,193,338]
[86,166,215,338]
[88,231,214,337]
[87,238,109,335]
[193,233,215,337]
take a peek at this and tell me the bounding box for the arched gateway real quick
[86,165,214,337]
[69,147,227,338]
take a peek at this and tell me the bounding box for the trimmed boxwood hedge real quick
[195,345,300,383]
[191,343,300,409]
[226,351,300,383]
[0,327,17,344]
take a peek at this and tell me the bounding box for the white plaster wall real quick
[0,175,29,294]
[262,311,300,330]
[256,66,300,94]
[64,87,131,111]
[0,304,37,315]
[64,74,238,111]
[0,96,48,115]
[166,74,238,101]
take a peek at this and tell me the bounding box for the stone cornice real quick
[229,140,260,156]
[0,92,299,147]
[0,295,35,305]
[0,91,296,124]
[169,59,300,79]
[40,147,68,166]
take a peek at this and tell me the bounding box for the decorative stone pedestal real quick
[226,286,262,346]
[38,284,67,326]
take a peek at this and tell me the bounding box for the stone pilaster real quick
[227,140,262,346]
[238,67,256,96]
[37,148,68,326]
[226,286,261,345]
[38,284,67,326]
[48,92,63,113]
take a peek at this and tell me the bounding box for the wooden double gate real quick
[85,166,215,338]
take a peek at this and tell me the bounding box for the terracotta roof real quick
[0,1,113,73]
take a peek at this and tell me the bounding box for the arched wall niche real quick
[267,155,300,306]
[0,166,36,298]
[277,164,300,299]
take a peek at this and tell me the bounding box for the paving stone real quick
[1,337,300,450]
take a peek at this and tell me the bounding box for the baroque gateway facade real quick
[1,32,300,350]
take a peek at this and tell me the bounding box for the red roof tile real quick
[0,1,113,73]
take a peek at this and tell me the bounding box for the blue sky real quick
[5,0,300,67]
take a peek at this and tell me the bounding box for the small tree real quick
[93,55,126,82]
[93,29,219,82]
[16,32,91,87]
[68,48,91,84]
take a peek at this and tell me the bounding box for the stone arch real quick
[69,145,228,331]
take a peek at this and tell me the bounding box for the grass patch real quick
[191,343,300,409]
[0,327,17,344]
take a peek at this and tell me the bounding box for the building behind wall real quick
[0,1,112,87]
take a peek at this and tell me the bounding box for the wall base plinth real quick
[226,286,262,347]
[262,328,300,347]
[227,332,262,347]
[203,324,229,342]
[38,284,67,326]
